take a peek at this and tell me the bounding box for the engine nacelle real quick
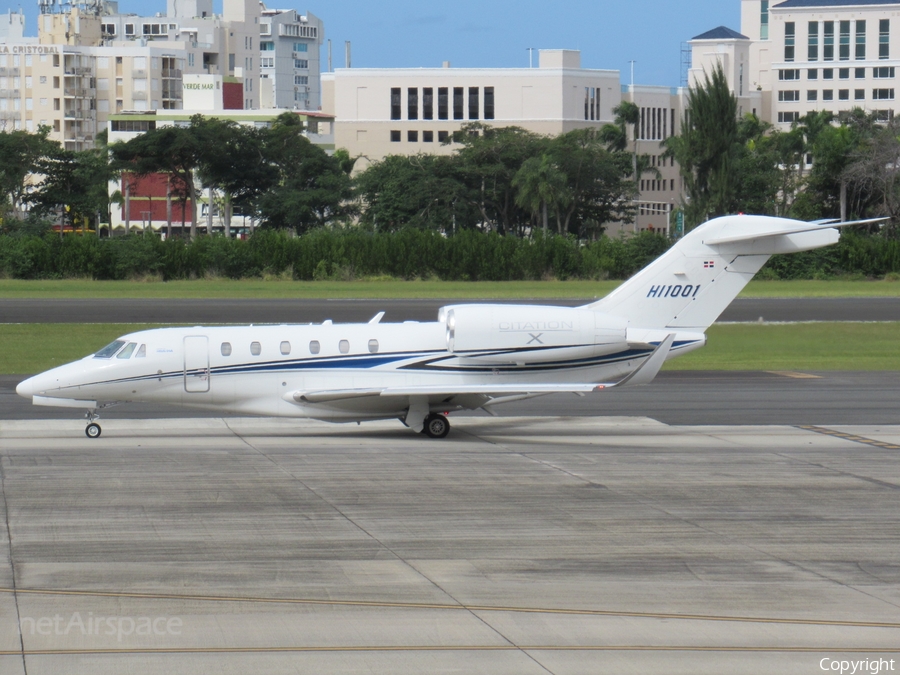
[438,304,629,364]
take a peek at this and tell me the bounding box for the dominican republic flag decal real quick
[703,261,715,268]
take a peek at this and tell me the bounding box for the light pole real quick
[527,47,536,68]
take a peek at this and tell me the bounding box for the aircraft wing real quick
[288,335,674,405]
[702,217,887,246]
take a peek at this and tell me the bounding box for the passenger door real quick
[184,336,210,393]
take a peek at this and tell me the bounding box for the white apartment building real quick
[258,5,323,110]
[322,49,682,234]
[0,10,26,41]
[740,0,900,125]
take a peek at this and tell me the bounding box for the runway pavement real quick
[1,296,899,324]
[2,370,898,425]
[0,416,898,674]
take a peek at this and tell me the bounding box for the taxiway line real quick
[2,588,899,629]
[798,425,900,450]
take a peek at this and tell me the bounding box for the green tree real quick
[0,126,56,217]
[664,64,740,228]
[512,154,569,234]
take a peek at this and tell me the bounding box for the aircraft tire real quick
[423,414,450,439]
[85,423,102,439]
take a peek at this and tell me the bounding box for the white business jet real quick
[16,215,878,439]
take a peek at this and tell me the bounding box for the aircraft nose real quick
[16,377,35,399]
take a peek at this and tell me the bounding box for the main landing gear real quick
[85,410,101,439]
[421,413,450,439]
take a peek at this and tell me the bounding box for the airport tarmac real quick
[0,416,899,674]
[1,296,899,324]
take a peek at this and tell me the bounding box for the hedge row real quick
[0,229,897,281]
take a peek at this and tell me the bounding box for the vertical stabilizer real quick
[584,215,841,332]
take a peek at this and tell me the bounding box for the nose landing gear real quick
[85,410,101,439]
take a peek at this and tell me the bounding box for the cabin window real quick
[309,340,320,354]
[250,341,261,356]
[116,342,138,359]
[94,340,125,358]
[221,342,232,356]
[135,344,146,358]
[368,339,379,353]
[280,341,291,355]
[339,339,350,354]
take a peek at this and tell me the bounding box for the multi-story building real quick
[0,0,264,149]
[322,49,683,234]
[739,0,900,125]
[0,10,26,41]
[259,5,323,110]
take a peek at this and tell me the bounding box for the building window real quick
[874,66,895,78]
[408,130,418,142]
[260,57,274,68]
[778,90,800,102]
[280,341,291,355]
[293,59,308,69]
[854,67,865,79]
[250,341,261,356]
[453,87,464,120]
[339,340,350,354]
[807,90,818,101]
[873,88,895,100]
[438,130,449,142]
[838,89,850,100]
[423,87,433,120]
[368,339,379,354]
[808,22,819,61]
[808,69,818,80]
[856,20,866,60]
[125,23,134,35]
[261,41,274,51]
[839,68,850,79]
[293,42,308,52]
[408,87,418,120]
[423,130,433,142]
[294,75,308,85]
[390,130,400,142]
[785,22,795,62]
[484,86,494,119]
[778,69,800,80]
[855,89,865,100]
[221,342,232,356]
[778,111,799,123]
[840,20,850,60]
[824,21,834,61]
[823,89,834,101]
[438,87,448,120]
[823,68,834,80]
[761,0,769,40]
[390,87,401,120]
[880,19,890,60]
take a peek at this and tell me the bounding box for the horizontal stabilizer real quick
[702,217,887,246]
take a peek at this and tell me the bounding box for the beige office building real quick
[738,0,900,125]
[322,49,683,234]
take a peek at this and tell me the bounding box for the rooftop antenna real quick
[629,59,635,89]
[345,40,351,68]
[680,42,692,87]
[327,38,332,72]
[526,47,535,68]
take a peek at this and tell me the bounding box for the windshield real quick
[116,342,138,359]
[93,340,126,359]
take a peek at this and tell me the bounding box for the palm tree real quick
[513,154,569,234]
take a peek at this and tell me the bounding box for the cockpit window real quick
[117,342,138,359]
[135,344,146,358]
[94,340,126,359]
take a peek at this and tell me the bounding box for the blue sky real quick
[2,0,740,86]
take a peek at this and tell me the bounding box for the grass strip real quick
[2,322,897,376]
[0,278,898,300]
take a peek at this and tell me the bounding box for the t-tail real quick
[583,214,883,332]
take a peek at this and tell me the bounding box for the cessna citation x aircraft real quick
[16,215,879,439]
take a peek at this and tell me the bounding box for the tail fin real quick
[584,215,855,331]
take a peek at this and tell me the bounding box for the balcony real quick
[162,68,182,78]
[63,109,87,119]
[0,89,20,98]
[132,69,146,77]
[132,91,147,100]
[64,88,87,97]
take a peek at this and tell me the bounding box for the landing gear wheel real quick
[85,423,101,439]
[422,414,450,439]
